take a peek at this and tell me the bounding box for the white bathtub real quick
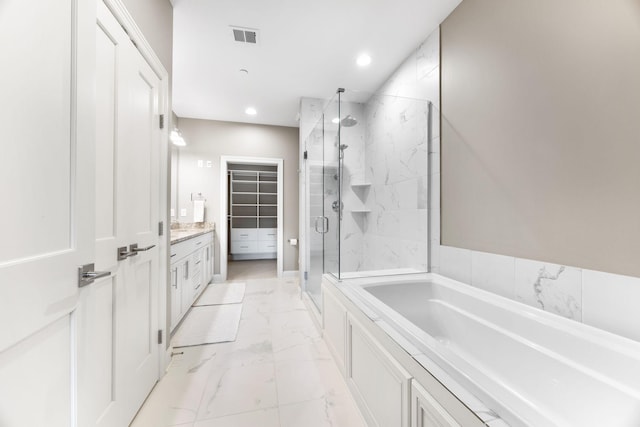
[336,273,640,426]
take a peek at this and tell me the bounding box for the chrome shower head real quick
[340,115,358,127]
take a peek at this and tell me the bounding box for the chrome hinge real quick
[304,271,308,281]
[158,329,163,345]
[159,114,165,129]
[303,150,308,160]
[159,221,164,236]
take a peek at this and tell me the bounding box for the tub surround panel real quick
[471,251,515,300]
[514,259,582,321]
[439,246,471,284]
[582,270,640,342]
[437,244,640,342]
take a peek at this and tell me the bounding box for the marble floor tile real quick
[279,392,367,427]
[132,270,365,427]
[194,407,280,427]
[196,362,278,420]
[275,358,346,406]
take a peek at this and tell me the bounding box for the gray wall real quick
[173,119,300,273]
[121,0,173,77]
[441,0,640,277]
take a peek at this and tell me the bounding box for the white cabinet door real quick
[77,3,161,426]
[411,382,461,427]
[347,316,412,427]
[322,288,347,375]
[0,1,93,426]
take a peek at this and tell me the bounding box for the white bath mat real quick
[194,282,246,306]
[172,304,242,348]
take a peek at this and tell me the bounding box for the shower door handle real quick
[313,216,329,234]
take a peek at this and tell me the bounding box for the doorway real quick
[219,156,284,281]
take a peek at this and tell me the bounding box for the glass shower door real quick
[306,100,340,310]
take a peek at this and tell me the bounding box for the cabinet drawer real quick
[257,228,277,241]
[193,231,213,248]
[170,239,194,261]
[231,240,258,253]
[258,240,277,252]
[231,228,257,241]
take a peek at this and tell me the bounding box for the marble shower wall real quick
[337,102,366,272]
[359,28,440,272]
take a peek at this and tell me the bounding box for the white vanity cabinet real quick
[170,231,214,332]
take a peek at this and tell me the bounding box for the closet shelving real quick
[229,170,278,259]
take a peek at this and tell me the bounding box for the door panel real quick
[77,276,116,426]
[0,0,94,425]
[0,0,72,263]
[0,0,91,355]
[95,14,119,268]
[0,317,72,427]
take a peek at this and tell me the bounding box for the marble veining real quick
[515,259,582,320]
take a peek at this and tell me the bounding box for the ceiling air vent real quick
[231,26,259,44]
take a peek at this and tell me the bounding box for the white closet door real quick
[77,2,161,426]
[0,0,94,426]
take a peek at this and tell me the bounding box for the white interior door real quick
[0,0,94,425]
[117,27,161,416]
[77,3,161,426]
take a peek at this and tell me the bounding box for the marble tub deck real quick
[131,274,365,427]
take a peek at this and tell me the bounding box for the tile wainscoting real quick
[431,244,640,343]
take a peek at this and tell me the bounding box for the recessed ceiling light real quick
[245,107,257,115]
[331,117,340,124]
[356,53,372,67]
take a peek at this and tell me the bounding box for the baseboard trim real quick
[213,274,224,283]
[283,270,299,278]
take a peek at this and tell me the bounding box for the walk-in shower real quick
[303,88,433,310]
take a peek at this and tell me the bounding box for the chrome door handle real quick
[78,263,111,287]
[314,216,323,233]
[117,246,135,261]
[322,217,329,234]
[129,243,156,255]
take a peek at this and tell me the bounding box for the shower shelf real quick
[350,182,371,188]
[350,209,371,214]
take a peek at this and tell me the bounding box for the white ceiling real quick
[172,0,461,128]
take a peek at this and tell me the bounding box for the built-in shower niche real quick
[348,182,370,233]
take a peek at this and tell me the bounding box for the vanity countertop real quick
[170,226,215,245]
